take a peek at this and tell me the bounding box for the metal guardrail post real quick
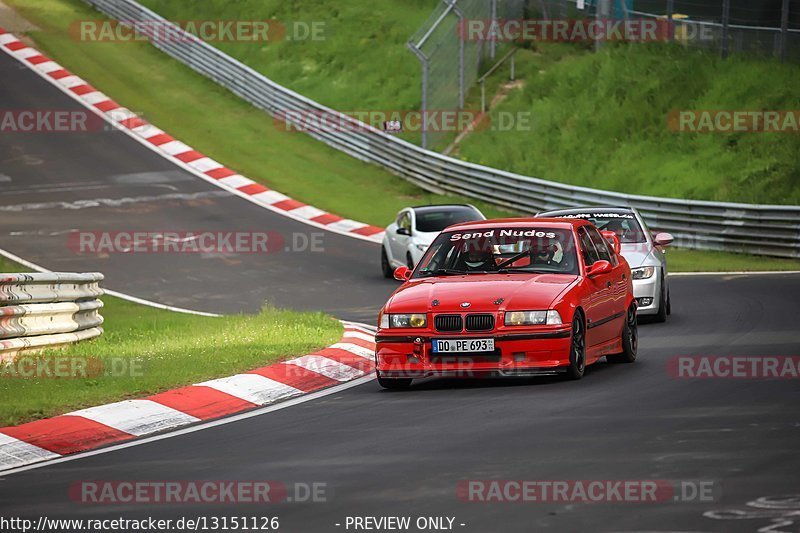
[490,0,497,60]
[666,0,674,42]
[407,42,430,149]
[721,0,731,59]
[453,2,466,109]
[595,0,611,52]
[780,0,790,62]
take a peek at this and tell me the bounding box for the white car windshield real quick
[414,206,482,233]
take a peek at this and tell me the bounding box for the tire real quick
[666,287,672,316]
[607,304,638,364]
[377,373,413,390]
[406,252,414,269]
[564,313,586,380]
[653,274,668,323]
[381,247,393,278]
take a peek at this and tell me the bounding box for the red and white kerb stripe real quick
[0,322,376,471]
[0,28,385,243]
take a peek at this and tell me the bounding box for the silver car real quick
[537,206,674,322]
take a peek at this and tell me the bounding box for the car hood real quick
[620,243,654,268]
[385,274,579,314]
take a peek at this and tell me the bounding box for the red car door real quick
[577,227,615,347]
[587,225,628,341]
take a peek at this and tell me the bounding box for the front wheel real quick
[564,313,586,380]
[381,247,393,278]
[653,275,668,323]
[607,304,638,364]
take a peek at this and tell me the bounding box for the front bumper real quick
[633,273,661,315]
[375,327,572,378]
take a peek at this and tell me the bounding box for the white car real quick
[537,206,674,322]
[381,204,485,277]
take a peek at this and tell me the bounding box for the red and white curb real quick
[0,321,376,473]
[0,28,385,244]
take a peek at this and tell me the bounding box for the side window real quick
[587,226,613,264]
[578,228,600,267]
[398,212,411,232]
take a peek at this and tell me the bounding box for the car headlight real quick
[383,313,428,328]
[504,310,562,326]
[415,243,428,252]
[631,266,656,280]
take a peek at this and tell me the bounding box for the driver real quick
[604,220,627,241]
[532,243,557,266]
[460,246,496,271]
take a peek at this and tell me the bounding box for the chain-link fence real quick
[531,0,800,60]
[409,0,799,149]
[407,0,526,149]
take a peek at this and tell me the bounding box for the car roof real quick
[410,204,479,213]
[537,206,635,216]
[446,217,592,232]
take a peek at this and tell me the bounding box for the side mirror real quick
[600,230,621,255]
[393,265,412,282]
[654,232,674,247]
[396,227,411,237]
[587,260,612,278]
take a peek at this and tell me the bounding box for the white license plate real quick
[432,338,495,353]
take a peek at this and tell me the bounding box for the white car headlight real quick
[504,310,562,326]
[631,266,656,280]
[383,313,427,328]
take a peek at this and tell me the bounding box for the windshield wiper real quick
[496,251,530,269]
[421,268,467,276]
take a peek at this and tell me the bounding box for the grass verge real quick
[2,2,797,273]
[111,1,800,205]
[456,42,800,205]
[5,0,511,225]
[666,248,800,272]
[0,255,342,426]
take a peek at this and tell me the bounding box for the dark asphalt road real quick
[0,50,396,322]
[1,274,799,532]
[1,36,800,533]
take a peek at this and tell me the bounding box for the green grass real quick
[137,0,431,113]
[0,256,342,426]
[0,256,30,273]
[3,1,798,273]
[456,42,800,205]
[115,1,800,205]
[666,248,800,272]
[5,0,511,226]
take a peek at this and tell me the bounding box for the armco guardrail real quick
[83,0,800,258]
[0,273,104,359]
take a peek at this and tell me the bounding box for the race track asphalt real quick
[0,50,397,322]
[1,41,799,533]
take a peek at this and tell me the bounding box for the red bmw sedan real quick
[375,218,637,389]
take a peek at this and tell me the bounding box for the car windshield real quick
[555,212,646,243]
[414,207,482,233]
[414,227,579,278]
